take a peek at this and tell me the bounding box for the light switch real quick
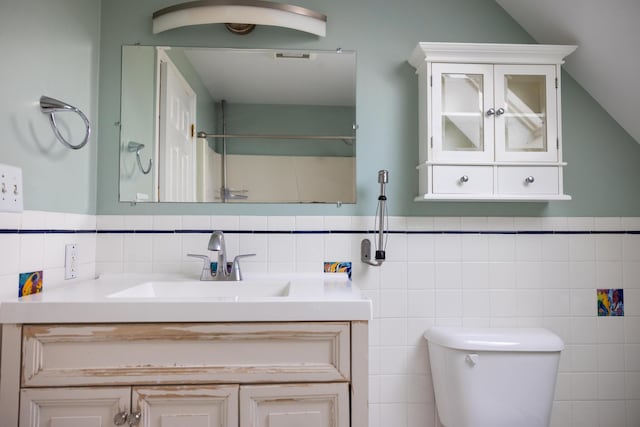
[0,163,23,212]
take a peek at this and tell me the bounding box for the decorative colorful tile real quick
[324,261,352,280]
[597,288,624,316]
[19,271,43,297]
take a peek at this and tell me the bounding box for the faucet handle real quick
[187,253,213,280]
[229,253,256,281]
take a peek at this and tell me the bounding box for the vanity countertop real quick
[0,273,371,324]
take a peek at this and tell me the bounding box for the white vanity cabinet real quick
[409,42,576,201]
[2,321,366,427]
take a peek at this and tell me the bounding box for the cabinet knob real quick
[525,176,535,184]
[129,412,142,426]
[113,411,141,426]
[486,108,495,116]
[459,175,469,183]
[113,412,128,426]
[496,107,505,116]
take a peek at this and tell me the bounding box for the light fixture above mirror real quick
[152,0,327,36]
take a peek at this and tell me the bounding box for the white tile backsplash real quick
[0,212,96,299]
[0,235,20,275]
[295,215,324,230]
[123,214,153,230]
[152,215,182,230]
[1,212,639,427]
[179,215,210,230]
[19,234,45,272]
[211,215,239,230]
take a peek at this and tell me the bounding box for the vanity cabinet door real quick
[19,387,130,427]
[239,383,349,427]
[133,385,238,427]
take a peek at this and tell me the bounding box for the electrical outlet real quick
[0,163,23,212]
[65,244,78,280]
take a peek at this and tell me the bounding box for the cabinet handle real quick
[459,175,469,183]
[486,108,495,116]
[525,176,535,184]
[113,412,128,426]
[113,411,142,426]
[128,412,142,426]
[496,107,505,116]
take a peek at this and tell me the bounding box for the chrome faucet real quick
[208,230,228,278]
[188,231,255,281]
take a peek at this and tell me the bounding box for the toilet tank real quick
[424,327,564,427]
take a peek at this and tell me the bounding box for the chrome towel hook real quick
[127,141,153,175]
[39,96,91,150]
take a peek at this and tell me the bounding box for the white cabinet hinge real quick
[555,78,558,89]
[557,137,560,149]
[430,136,433,148]
[430,75,433,87]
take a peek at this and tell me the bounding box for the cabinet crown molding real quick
[409,42,577,71]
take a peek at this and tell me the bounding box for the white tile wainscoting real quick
[1,212,640,427]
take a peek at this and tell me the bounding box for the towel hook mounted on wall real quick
[127,141,153,175]
[39,96,91,150]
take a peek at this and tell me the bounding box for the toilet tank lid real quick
[424,327,564,352]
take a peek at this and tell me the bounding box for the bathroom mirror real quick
[119,46,356,203]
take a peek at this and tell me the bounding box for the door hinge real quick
[555,78,558,89]
[430,75,433,87]
[191,124,195,138]
[430,136,433,148]
[557,137,560,149]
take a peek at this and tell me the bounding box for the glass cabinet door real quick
[431,63,494,162]
[493,64,557,162]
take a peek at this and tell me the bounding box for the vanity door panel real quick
[239,383,349,427]
[19,387,130,427]
[133,385,238,427]
[22,322,350,387]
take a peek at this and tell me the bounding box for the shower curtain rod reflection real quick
[196,131,355,142]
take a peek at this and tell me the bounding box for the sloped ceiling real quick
[495,0,640,144]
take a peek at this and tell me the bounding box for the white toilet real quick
[424,327,564,427]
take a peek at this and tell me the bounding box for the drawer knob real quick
[525,176,535,184]
[459,175,469,183]
[496,107,505,116]
[486,108,495,116]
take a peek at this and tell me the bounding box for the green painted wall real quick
[94,0,640,216]
[0,0,100,214]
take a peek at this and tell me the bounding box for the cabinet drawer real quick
[22,322,350,387]
[432,166,493,194]
[497,166,559,195]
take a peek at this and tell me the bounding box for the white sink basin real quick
[108,280,291,299]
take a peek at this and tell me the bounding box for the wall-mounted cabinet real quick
[409,43,576,201]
